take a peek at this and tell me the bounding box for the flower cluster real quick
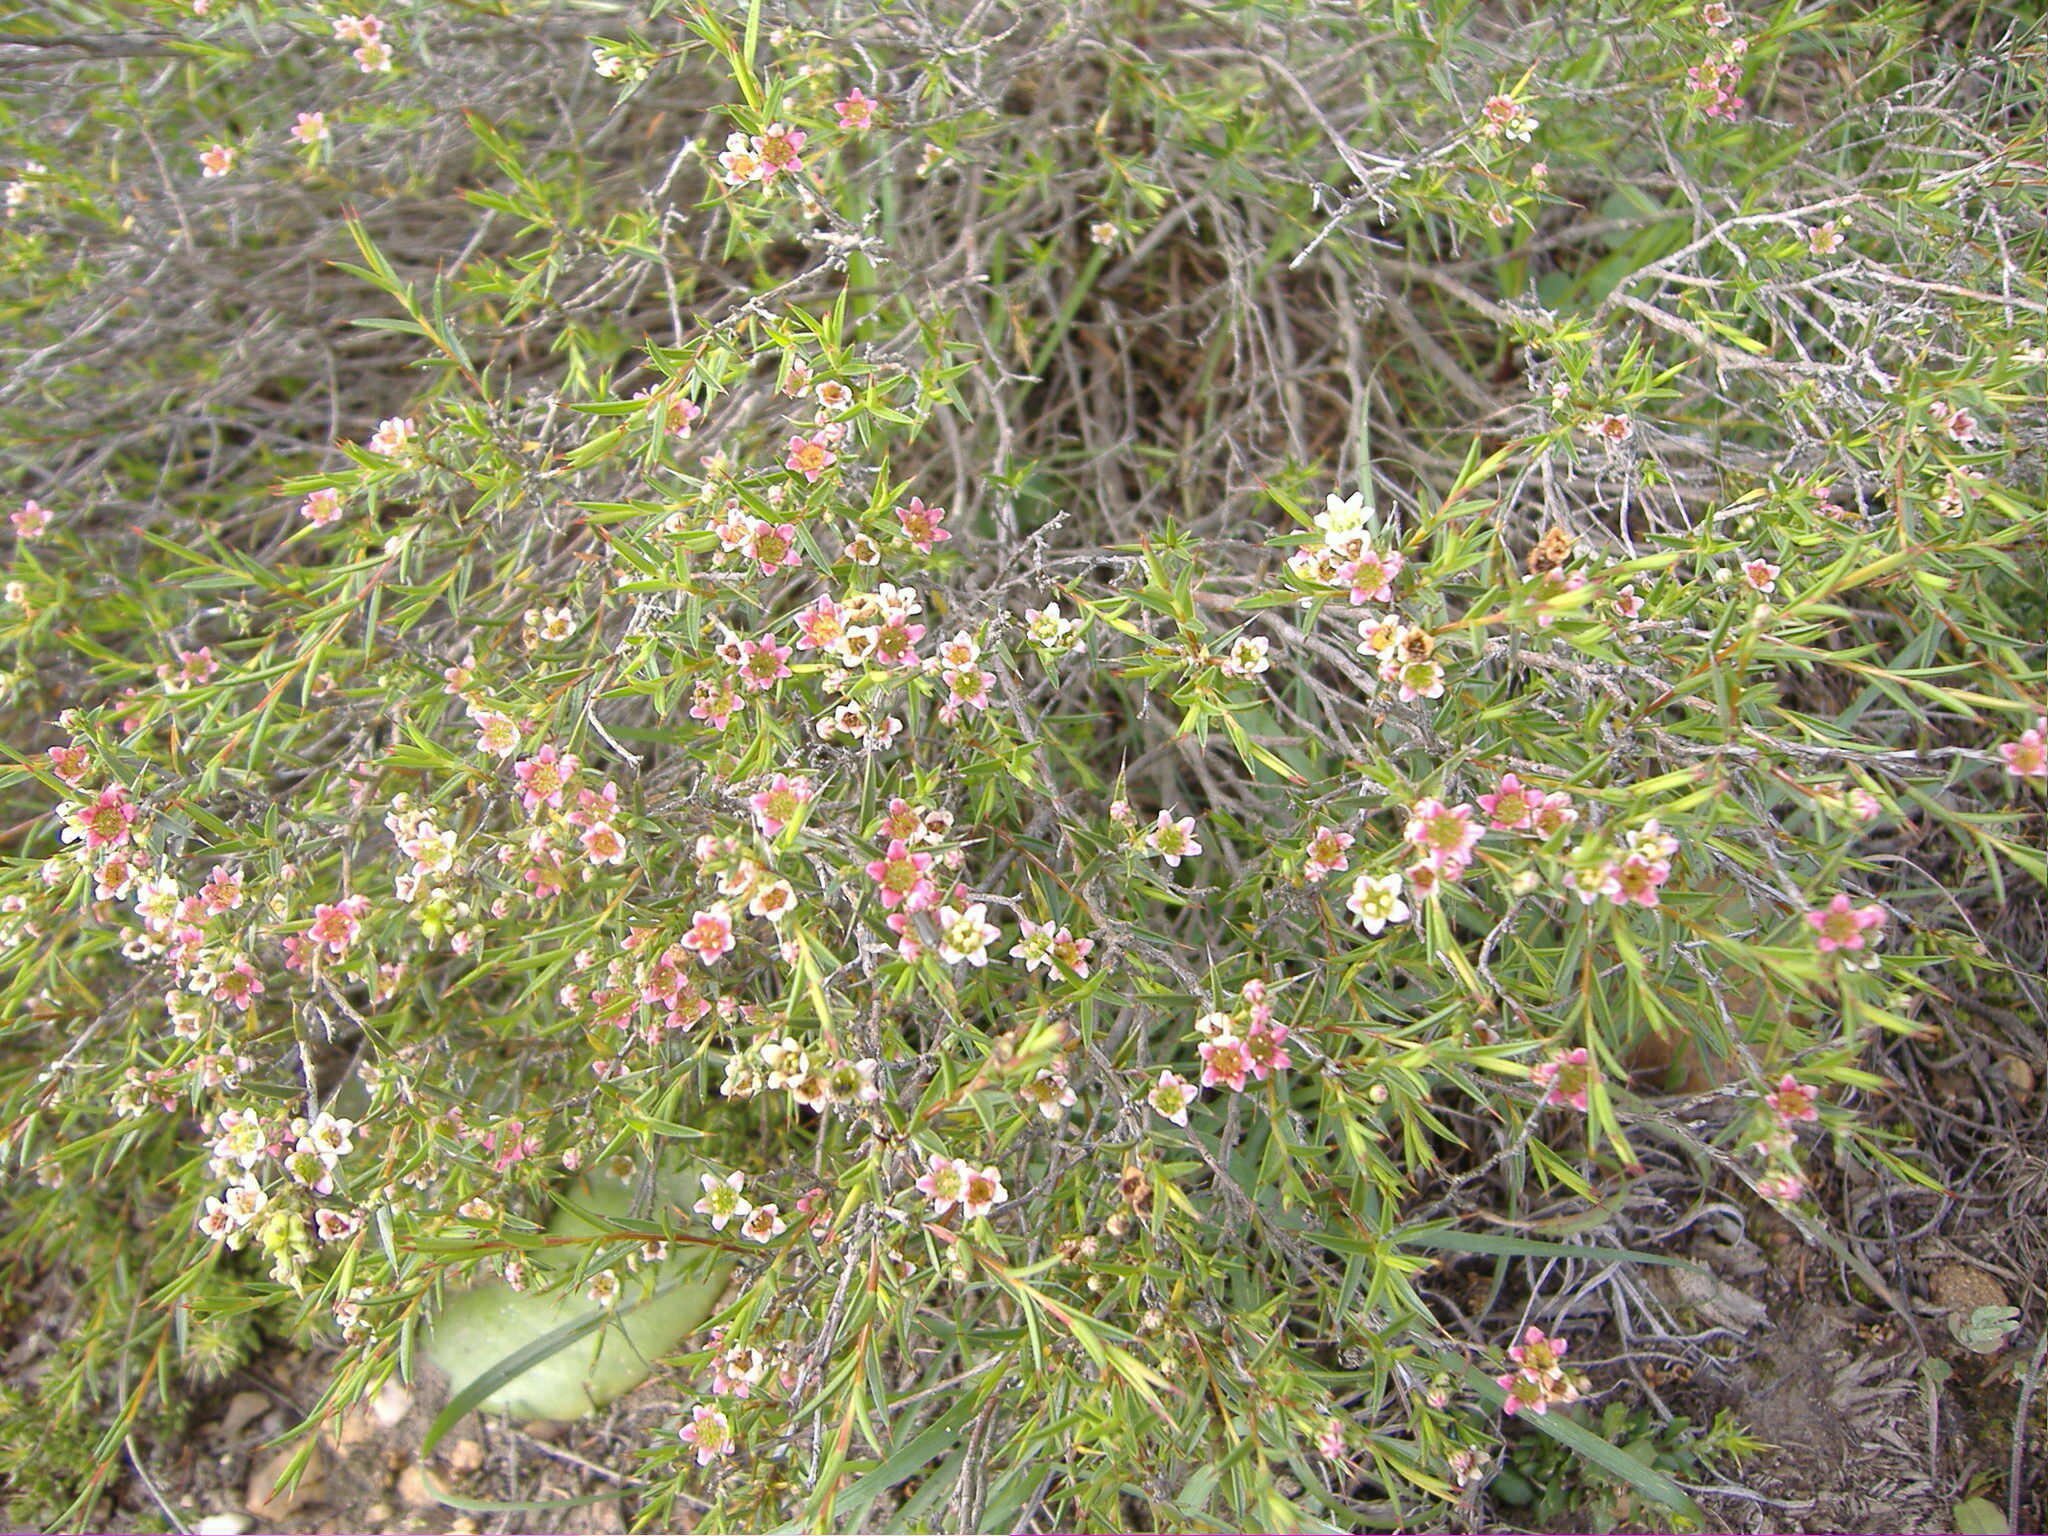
[1496,1325,1583,1416]
[1192,979,1289,1094]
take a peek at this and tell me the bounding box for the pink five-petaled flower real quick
[1803,892,1885,952]
[750,122,806,179]
[1342,545,1405,606]
[367,415,414,457]
[289,112,329,145]
[1198,1035,1252,1093]
[307,896,369,957]
[795,595,845,650]
[1497,1325,1581,1418]
[738,637,793,693]
[1507,1325,1570,1383]
[680,903,736,967]
[834,88,878,130]
[1303,825,1354,882]
[896,496,950,553]
[12,499,51,539]
[784,433,836,482]
[1145,809,1202,867]
[1756,1170,1807,1204]
[1477,772,1542,832]
[1530,1047,1593,1112]
[579,820,627,865]
[1149,1069,1199,1126]
[1765,1073,1820,1125]
[690,677,738,731]
[68,784,137,849]
[959,1163,1007,1220]
[743,517,801,574]
[679,1404,734,1466]
[1404,797,1482,873]
[512,744,579,815]
[1599,850,1670,908]
[49,742,90,784]
[1741,557,1780,594]
[198,144,236,178]
[299,487,342,526]
[915,1152,968,1216]
[1998,718,2046,779]
[748,773,813,837]
[865,839,936,912]
[1242,1020,1291,1081]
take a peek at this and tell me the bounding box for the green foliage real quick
[1,0,2044,1531]
[1488,1402,1764,1533]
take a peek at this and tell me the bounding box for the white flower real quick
[937,902,1000,967]
[692,1170,752,1231]
[1344,872,1410,934]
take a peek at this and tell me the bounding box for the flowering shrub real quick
[2,0,2044,1530]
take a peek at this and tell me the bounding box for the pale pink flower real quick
[299,487,342,526]
[834,89,878,130]
[1803,892,1885,952]
[678,1404,734,1466]
[1756,1170,1806,1204]
[916,1153,967,1215]
[738,637,793,692]
[896,496,950,553]
[1477,772,1541,832]
[865,839,936,912]
[1198,1035,1251,1093]
[784,433,836,482]
[1019,1066,1077,1121]
[958,1163,1007,1219]
[512,744,579,814]
[307,896,368,957]
[750,123,806,180]
[1599,851,1670,908]
[1148,1069,1198,1126]
[742,517,801,574]
[1530,1047,1593,1112]
[1998,718,2046,779]
[1145,809,1202,867]
[1740,557,1780,594]
[1594,411,1633,444]
[748,773,813,837]
[1404,798,1482,872]
[67,785,138,849]
[289,112,329,146]
[1765,1073,1820,1125]
[1242,1021,1291,1081]
[680,903,736,966]
[11,499,51,539]
[1303,825,1354,882]
[198,144,236,179]
[367,416,415,458]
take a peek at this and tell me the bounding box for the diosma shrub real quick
[1,0,2044,1531]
